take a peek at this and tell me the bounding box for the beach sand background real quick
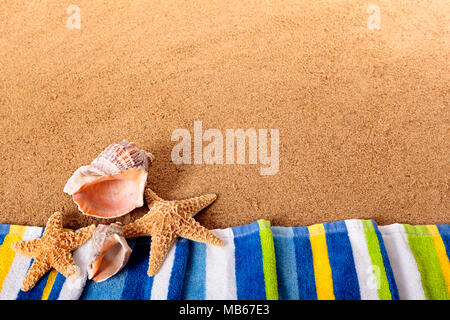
[0,0,448,229]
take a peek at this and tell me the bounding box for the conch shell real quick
[64,140,154,218]
[88,223,132,282]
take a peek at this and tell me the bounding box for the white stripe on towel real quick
[58,239,93,300]
[345,220,379,300]
[150,243,177,300]
[205,228,237,300]
[379,224,425,300]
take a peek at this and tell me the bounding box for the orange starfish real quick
[11,212,95,291]
[122,188,224,276]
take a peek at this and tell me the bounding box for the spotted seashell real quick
[63,140,154,219]
[91,141,153,175]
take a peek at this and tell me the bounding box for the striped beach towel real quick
[379,224,450,300]
[82,220,278,300]
[272,220,399,300]
[0,225,90,300]
[182,220,278,300]
[81,236,189,300]
[1,220,449,300]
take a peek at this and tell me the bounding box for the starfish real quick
[11,212,95,291]
[122,188,224,276]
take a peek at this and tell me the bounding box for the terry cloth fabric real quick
[181,220,278,300]
[0,224,91,300]
[83,219,277,300]
[272,220,400,300]
[1,220,449,300]
[379,224,450,300]
[81,236,190,300]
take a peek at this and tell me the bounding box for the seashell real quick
[88,223,132,282]
[64,140,154,218]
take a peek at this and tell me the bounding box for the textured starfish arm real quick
[177,218,224,246]
[52,250,79,279]
[144,188,164,204]
[11,239,40,258]
[147,233,177,276]
[43,212,64,237]
[122,219,153,238]
[64,224,95,251]
[21,259,51,292]
[175,194,217,218]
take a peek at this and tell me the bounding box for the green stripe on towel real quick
[361,220,392,300]
[258,220,279,300]
[403,225,450,300]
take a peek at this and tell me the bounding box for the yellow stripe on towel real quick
[0,226,27,291]
[427,225,450,295]
[41,269,58,300]
[308,223,335,300]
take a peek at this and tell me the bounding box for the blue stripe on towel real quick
[271,227,299,300]
[371,221,399,300]
[47,273,66,300]
[323,221,361,300]
[233,221,266,300]
[0,225,10,246]
[167,238,189,300]
[437,225,450,258]
[181,242,206,300]
[121,237,153,300]
[292,226,317,300]
[81,268,129,300]
[16,268,49,300]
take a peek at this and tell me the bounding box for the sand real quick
[0,0,448,229]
